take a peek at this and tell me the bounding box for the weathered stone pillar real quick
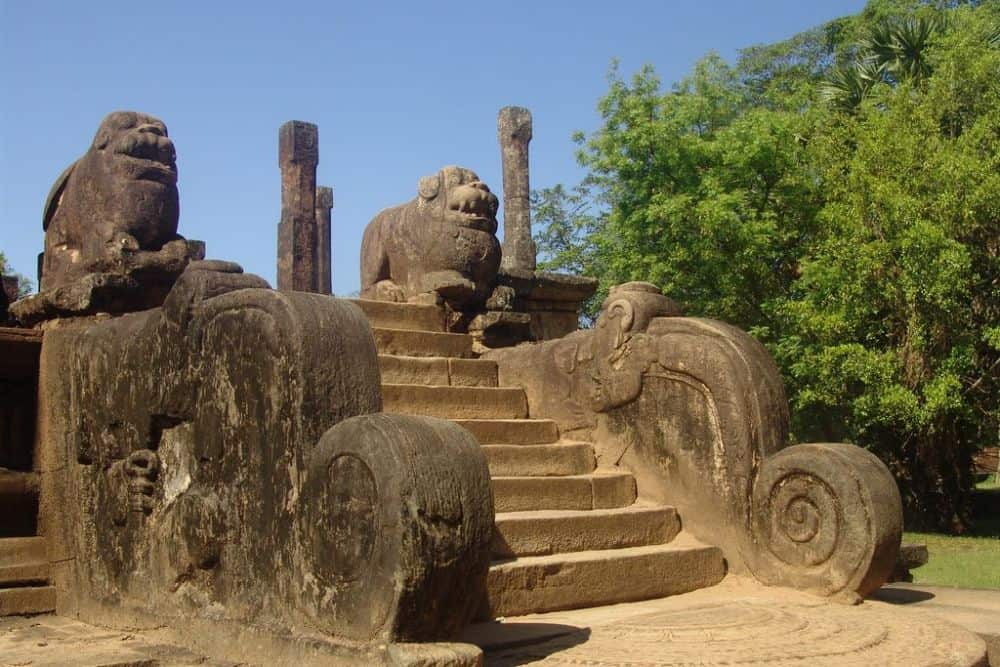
[277,121,319,292]
[498,106,537,273]
[315,186,333,295]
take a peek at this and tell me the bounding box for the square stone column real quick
[498,106,537,273]
[315,186,333,295]
[277,121,319,292]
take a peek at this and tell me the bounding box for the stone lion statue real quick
[12,111,203,325]
[360,166,501,306]
[40,110,185,291]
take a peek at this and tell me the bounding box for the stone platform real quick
[872,583,1000,665]
[462,577,990,667]
[0,613,232,666]
[0,580,991,667]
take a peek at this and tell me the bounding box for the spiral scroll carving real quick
[748,444,902,599]
[765,473,839,568]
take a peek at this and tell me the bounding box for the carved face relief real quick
[96,111,178,187]
[416,166,499,234]
[587,283,685,413]
[589,301,645,413]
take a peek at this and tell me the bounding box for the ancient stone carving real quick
[121,449,159,515]
[361,166,500,306]
[486,281,902,600]
[11,111,203,325]
[747,443,902,598]
[486,589,988,666]
[38,261,493,664]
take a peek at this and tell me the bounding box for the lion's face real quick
[416,166,499,234]
[92,111,178,186]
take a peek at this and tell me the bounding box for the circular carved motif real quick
[309,454,378,581]
[766,473,839,567]
[487,597,985,666]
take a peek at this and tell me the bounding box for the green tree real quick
[533,0,1000,531]
[783,4,1000,530]
[0,251,33,298]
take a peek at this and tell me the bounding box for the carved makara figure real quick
[487,281,903,601]
[361,166,501,306]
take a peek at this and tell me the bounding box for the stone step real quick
[492,504,680,558]
[492,472,636,512]
[0,538,49,588]
[0,561,49,586]
[372,327,472,358]
[0,537,46,568]
[486,537,726,618]
[451,419,560,445]
[483,442,595,477]
[0,585,56,616]
[378,355,498,387]
[349,298,445,332]
[0,469,38,497]
[382,384,528,420]
[0,471,39,538]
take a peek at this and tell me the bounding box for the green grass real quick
[903,486,1000,589]
[903,529,1000,589]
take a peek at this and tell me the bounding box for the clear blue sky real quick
[1,1,865,296]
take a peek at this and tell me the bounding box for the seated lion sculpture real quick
[12,111,202,325]
[361,166,501,306]
[41,110,187,289]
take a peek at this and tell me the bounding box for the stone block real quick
[373,328,473,358]
[486,540,726,617]
[492,505,679,558]
[482,442,594,477]
[450,419,559,445]
[382,385,527,420]
[36,262,495,658]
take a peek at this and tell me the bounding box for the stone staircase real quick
[352,299,726,618]
[0,470,56,616]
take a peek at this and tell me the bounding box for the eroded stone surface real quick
[36,262,494,659]
[0,613,234,667]
[361,166,500,307]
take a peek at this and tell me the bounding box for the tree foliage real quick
[533,0,1000,531]
[0,251,33,298]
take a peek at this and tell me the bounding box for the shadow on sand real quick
[869,587,936,604]
[462,621,591,666]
